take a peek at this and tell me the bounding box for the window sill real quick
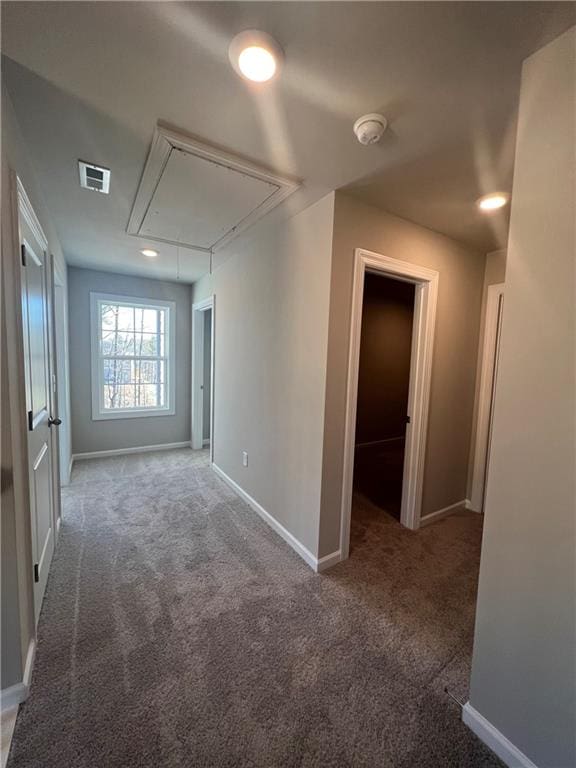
[92,407,175,421]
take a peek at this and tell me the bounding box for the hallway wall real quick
[1,84,68,693]
[319,192,485,556]
[469,26,575,768]
[68,267,192,454]
[192,194,335,558]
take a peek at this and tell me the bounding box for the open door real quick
[18,178,60,623]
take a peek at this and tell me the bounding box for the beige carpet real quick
[8,448,502,767]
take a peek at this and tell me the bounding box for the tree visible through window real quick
[91,294,174,417]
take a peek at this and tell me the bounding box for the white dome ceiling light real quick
[477,192,509,212]
[229,30,284,83]
[353,113,388,145]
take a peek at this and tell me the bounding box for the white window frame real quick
[90,292,176,420]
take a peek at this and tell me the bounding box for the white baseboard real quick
[316,550,343,572]
[0,640,35,711]
[72,441,191,462]
[202,439,211,447]
[0,683,27,711]
[211,463,341,573]
[463,703,538,768]
[22,639,35,689]
[419,499,469,527]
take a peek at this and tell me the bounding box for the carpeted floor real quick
[8,448,502,768]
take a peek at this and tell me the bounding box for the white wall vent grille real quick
[79,161,110,194]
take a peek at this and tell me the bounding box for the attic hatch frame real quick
[126,124,300,254]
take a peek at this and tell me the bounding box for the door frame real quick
[340,248,439,557]
[53,280,72,487]
[191,296,215,459]
[469,283,505,512]
[17,176,58,621]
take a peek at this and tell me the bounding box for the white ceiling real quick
[2,2,574,282]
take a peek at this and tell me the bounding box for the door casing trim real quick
[340,248,439,559]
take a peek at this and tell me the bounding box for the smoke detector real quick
[78,161,110,193]
[353,113,387,145]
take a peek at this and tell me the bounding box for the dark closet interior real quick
[353,272,415,520]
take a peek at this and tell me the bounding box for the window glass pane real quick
[140,384,161,408]
[107,331,135,356]
[142,308,159,333]
[139,360,159,383]
[134,333,159,356]
[101,331,115,355]
[101,304,135,332]
[97,298,170,413]
[101,304,119,331]
[103,358,132,385]
[103,383,134,410]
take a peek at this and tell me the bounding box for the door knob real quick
[48,417,62,427]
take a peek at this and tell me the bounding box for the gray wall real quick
[356,274,414,444]
[68,267,192,454]
[318,192,485,556]
[1,84,68,691]
[202,309,212,442]
[469,27,575,767]
[192,193,335,557]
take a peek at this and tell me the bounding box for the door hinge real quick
[21,244,26,267]
[28,410,34,431]
[34,563,39,583]
[406,415,411,424]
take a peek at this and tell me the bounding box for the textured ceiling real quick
[2,2,574,282]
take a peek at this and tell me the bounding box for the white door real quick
[19,183,59,623]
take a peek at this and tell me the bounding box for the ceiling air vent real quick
[78,161,110,194]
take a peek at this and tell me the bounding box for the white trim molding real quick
[211,463,341,572]
[127,124,300,253]
[469,283,505,512]
[1,683,27,712]
[419,499,469,527]
[191,296,215,461]
[72,441,191,462]
[463,703,539,768]
[17,177,48,251]
[89,292,176,421]
[1,639,36,711]
[340,248,439,559]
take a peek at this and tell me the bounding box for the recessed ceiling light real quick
[229,30,284,83]
[141,248,158,258]
[477,193,509,211]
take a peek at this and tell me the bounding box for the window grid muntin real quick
[97,298,170,413]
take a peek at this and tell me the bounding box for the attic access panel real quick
[127,126,300,253]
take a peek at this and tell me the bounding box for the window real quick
[90,293,175,420]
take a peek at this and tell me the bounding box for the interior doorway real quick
[17,177,60,622]
[191,296,215,458]
[353,274,415,520]
[340,249,439,559]
[469,283,505,513]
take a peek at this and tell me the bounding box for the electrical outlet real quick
[242,451,248,467]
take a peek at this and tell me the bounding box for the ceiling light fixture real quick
[229,30,283,83]
[477,192,509,211]
[141,248,158,258]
